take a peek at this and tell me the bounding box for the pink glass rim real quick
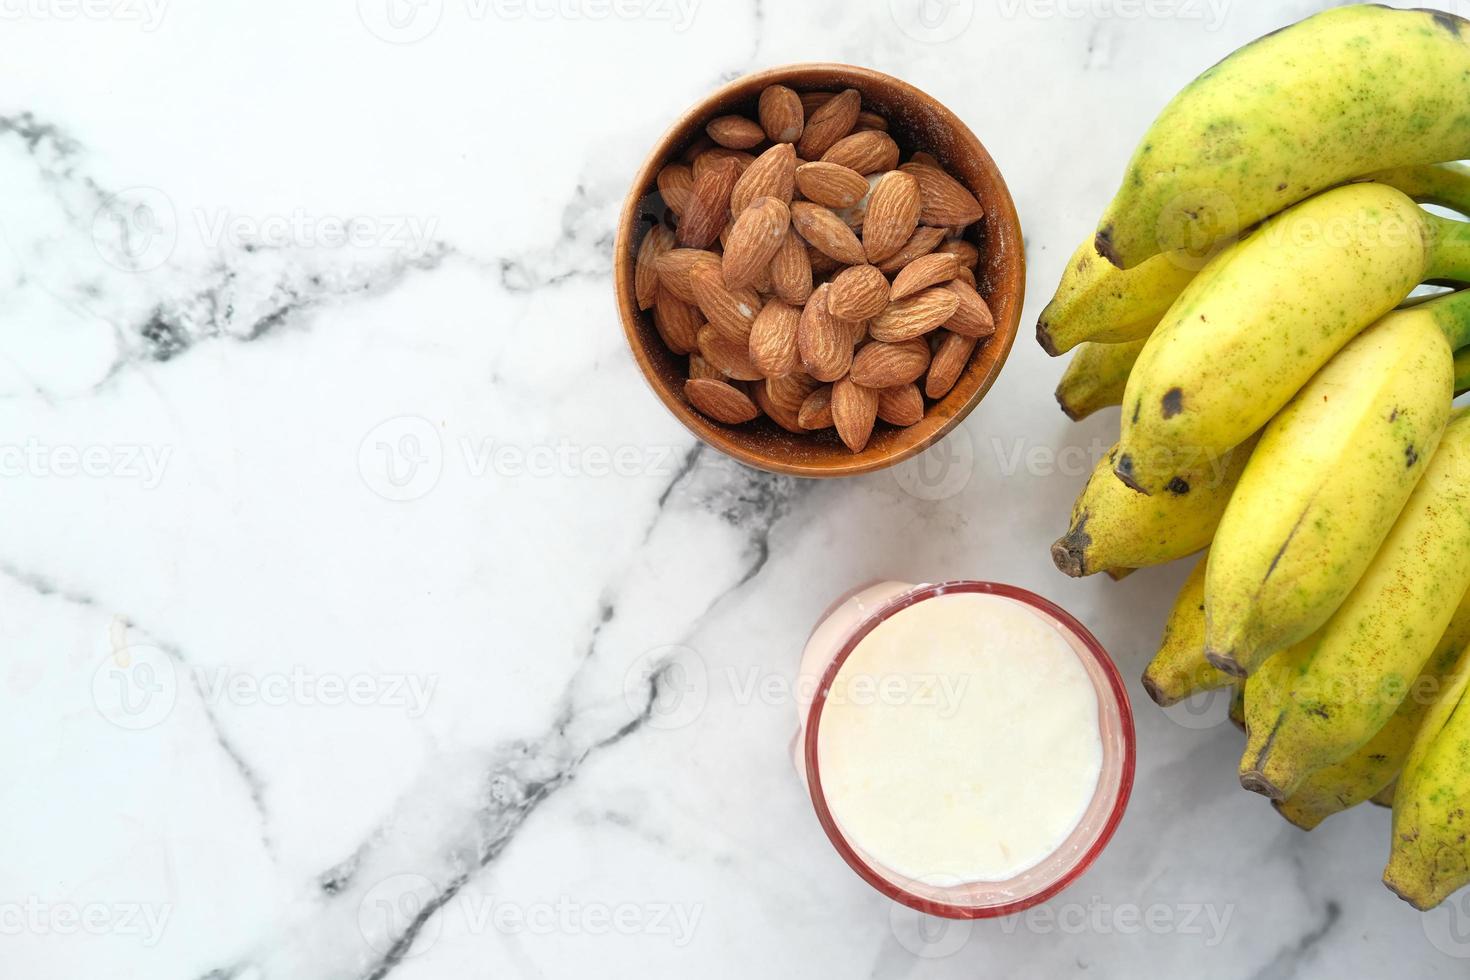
[802,580,1136,919]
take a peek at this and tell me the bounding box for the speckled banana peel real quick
[1055,338,1148,421]
[1093,5,1470,269]
[1051,433,1258,578]
[1115,183,1470,496]
[1385,632,1470,909]
[1273,590,1470,832]
[1203,293,1467,677]
[1238,411,1470,802]
[1142,550,1235,707]
[1039,162,1470,358]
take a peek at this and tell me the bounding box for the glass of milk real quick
[792,581,1134,918]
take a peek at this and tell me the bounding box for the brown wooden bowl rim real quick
[614,62,1024,479]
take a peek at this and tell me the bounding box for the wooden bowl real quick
[614,63,1025,478]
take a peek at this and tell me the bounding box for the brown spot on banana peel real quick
[1094,225,1123,268]
[1205,648,1248,678]
[1161,387,1184,419]
[1239,712,1289,800]
[1112,453,1150,494]
[1051,516,1093,578]
[1425,7,1468,36]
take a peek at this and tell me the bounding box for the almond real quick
[808,245,842,277]
[769,229,813,305]
[635,224,675,311]
[796,88,860,159]
[722,197,790,289]
[821,131,900,175]
[656,248,721,303]
[908,150,940,168]
[877,384,925,427]
[707,115,765,150]
[870,286,961,342]
[765,372,820,418]
[693,147,754,181]
[657,163,693,217]
[875,226,947,274]
[863,171,922,264]
[731,143,797,213]
[686,378,760,424]
[832,377,879,453]
[955,266,977,290]
[797,284,853,383]
[836,174,881,229]
[748,299,803,377]
[925,330,977,399]
[898,162,985,227]
[692,264,762,344]
[794,161,869,209]
[889,251,960,300]
[798,385,834,430]
[827,264,890,321]
[850,338,931,388]
[681,136,714,164]
[790,201,865,265]
[688,352,724,381]
[758,85,805,143]
[937,238,980,267]
[751,380,804,432]
[945,279,995,337]
[698,326,764,381]
[653,292,702,354]
[855,110,888,132]
[678,158,740,248]
[799,91,835,115]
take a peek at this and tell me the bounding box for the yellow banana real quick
[1115,183,1470,496]
[1372,782,1396,809]
[1142,550,1235,707]
[1051,434,1257,578]
[1274,590,1470,831]
[1457,346,1470,396]
[1205,292,1467,676]
[1040,163,1470,356]
[1228,684,1245,734]
[1055,338,1147,421]
[1384,636,1470,909]
[1239,411,1470,801]
[1093,5,1470,269]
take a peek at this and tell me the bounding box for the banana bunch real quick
[1042,4,1470,910]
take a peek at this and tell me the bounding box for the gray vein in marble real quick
[1246,895,1340,980]
[0,560,275,853]
[194,445,802,980]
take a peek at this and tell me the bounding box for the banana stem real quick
[1425,214,1470,284]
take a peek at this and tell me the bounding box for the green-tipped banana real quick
[1093,5,1470,269]
[1239,411,1470,801]
[1052,435,1258,578]
[1457,346,1470,395]
[1037,244,1201,355]
[1384,637,1470,909]
[1055,339,1148,421]
[1274,590,1470,831]
[1042,163,1470,356]
[1204,292,1469,677]
[1142,551,1235,707]
[1115,183,1470,496]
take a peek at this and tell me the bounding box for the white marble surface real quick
[6,1,1470,977]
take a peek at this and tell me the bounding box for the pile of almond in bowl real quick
[634,84,995,453]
